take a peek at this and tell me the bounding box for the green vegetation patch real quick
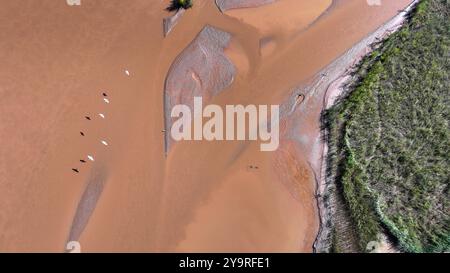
[324,0,450,252]
[166,0,194,12]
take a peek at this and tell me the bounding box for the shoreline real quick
[311,0,420,252]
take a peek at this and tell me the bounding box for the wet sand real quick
[0,0,412,252]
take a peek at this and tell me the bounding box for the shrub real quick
[166,0,193,12]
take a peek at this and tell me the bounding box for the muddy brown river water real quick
[0,0,412,252]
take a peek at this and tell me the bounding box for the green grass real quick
[324,0,449,252]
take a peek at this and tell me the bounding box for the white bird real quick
[99,113,105,119]
[101,140,109,146]
[103,98,110,104]
[87,155,95,161]
[125,70,130,76]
